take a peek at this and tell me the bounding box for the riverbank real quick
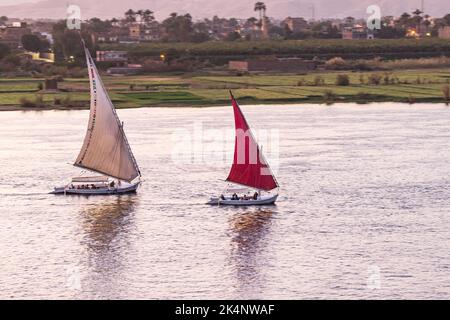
[1,68,449,111]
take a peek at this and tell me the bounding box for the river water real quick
[1,103,450,299]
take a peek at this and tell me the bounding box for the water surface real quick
[1,103,450,299]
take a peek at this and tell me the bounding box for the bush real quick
[380,56,450,70]
[314,75,324,86]
[2,54,21,66]
[359,74,365,84]
[325,57,347,70]
[41,64,68,77]
[355,92,372,103]
[66,67,85,78]
[37,82,43,91]
[20,95,46,108]
[368,73,382,85]
[323,90,337,104]
[351,61,375,71]
[443,85,450,105]
[336,74,350,86]
[21,34,43,52]
[61,95,73,106]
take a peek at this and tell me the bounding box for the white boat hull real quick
[207,194,278,206]
[50,182,140,195]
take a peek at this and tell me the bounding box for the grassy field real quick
[0,68,450,111]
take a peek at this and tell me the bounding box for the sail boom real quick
[73,163,138,183]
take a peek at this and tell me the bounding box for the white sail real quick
[74,44,140,182]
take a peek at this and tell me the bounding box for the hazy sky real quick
[0,0,39,4]
[0,0,447,20]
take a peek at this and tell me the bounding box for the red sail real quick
[226,92,278,191]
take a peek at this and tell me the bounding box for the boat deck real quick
[207,194,278,206]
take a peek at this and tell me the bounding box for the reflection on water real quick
[79,195,138,298]
[229,208,274,298]
[81,195,138,251]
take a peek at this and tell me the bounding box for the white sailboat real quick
[207,92,279,206]
[51,40,141,195]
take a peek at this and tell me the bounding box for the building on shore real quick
[438,26,450,39]
[24,51,55,63]
[96,51,128,64]
[283,17,308,33]
[95,50,143,75]
[0,22,31,49]
[129,22,161,42]
[229,58,316,73]
[107,64,143,75]
[342,25,374,40]
[92,32,119,44]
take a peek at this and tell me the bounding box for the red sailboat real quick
[208,91,279,206]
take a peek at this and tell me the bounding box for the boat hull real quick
[207,194,278,206]
[50,182,140,195]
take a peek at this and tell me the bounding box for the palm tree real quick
[412,9,423,16]
[423,14,431,34]
[397,12,412,29]
[142,10,155,25]
[254,2,266,28]
[412,9,423,35]
[345,16,355,26]
[125,9,136,23]
[136,10,143,24]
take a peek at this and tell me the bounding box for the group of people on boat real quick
[220,192,259,201]
[67,181,119,191]
[68,184,103,190]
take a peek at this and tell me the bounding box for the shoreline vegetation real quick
[1,66,450,111]
[101,39,450,61]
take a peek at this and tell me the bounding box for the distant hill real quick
[0,0,448,20]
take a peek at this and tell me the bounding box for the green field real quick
[1,68,450,111]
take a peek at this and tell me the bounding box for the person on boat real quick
[253,192,258,200]
[232,193,238,200]
[110,181,115,189]
[220,194,225,200]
